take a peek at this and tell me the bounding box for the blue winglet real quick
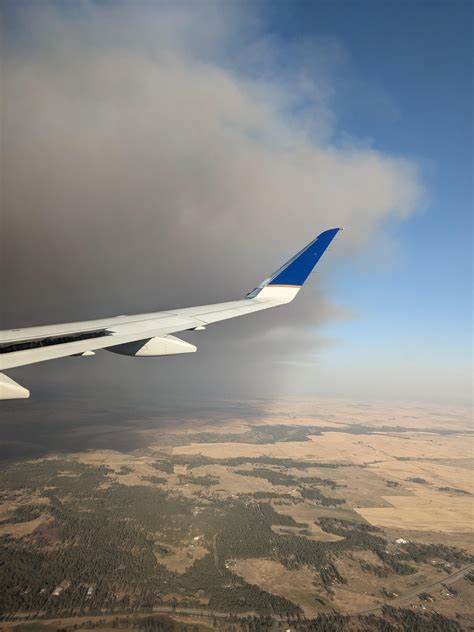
[267,227,341,286]
[246,228,342,298]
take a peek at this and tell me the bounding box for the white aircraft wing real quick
[0,228,342,399]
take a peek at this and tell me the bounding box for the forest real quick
[1,456,471,625]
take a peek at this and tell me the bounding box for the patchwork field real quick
[355,488,473,532]
[170,405,473,535]
[1,399,472,630]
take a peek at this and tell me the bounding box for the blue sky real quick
[259,0,472,403]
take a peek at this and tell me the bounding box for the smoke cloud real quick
[1,1,423,402]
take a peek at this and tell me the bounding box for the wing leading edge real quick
[0,228,342,399]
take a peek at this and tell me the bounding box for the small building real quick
[52,580,71,597]
[395,538,409,544]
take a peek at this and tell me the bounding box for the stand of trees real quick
[400,541,473,566]
[1,456,472,623]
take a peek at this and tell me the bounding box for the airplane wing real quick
[0,228,342,399]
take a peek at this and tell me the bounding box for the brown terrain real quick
[1,398,472,630]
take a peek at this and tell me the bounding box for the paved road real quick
[352,561,474,615]
[151,605,266,620]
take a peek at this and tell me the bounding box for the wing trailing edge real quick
[0,373,30,400]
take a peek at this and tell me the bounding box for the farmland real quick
[0,400,472,630]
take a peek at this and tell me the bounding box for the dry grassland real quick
[303,432,473,464]
[331,556,440,613]
[270,523,343,542]
[355,488,473,532]
[172,420,473,536]
[232,558,327,617]
[0,513,52,538]
[255,399,472,433]
[383,528,474,554]
[270,500,366,525]
[71,450,168,486]
[309,465,411,508]
[172,440,314,460]
[173,464,187,475]
[3,399,471,624]
[418,576,474,620]
[0,495,50,516]
[153,540,208,573]
[366,459,474,496]
[172,430,472,463]
[191,464,275,494]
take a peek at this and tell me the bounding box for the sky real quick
[1,0,472,409]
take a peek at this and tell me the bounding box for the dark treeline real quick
[178,474,220,487]
[437,486,470,495]
[182,424,330,446]
[152,461,175,474]
[0,504,43,523]
[318,519,415,576]
[299,489,344,506]
[236,468,338,489]
[142,476,168,485]
[171,454,347,470]
[401,541,473,566]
